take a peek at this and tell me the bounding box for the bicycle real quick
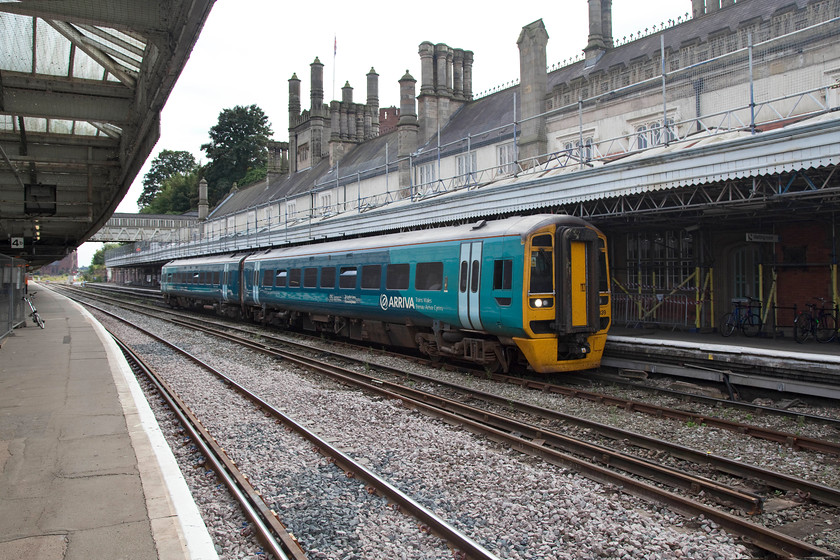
[793,297,836,343]
[22,292,45,329]
[720,297,762,337]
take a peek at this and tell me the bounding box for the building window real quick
[456,152,477,185]
[564,138,593,162]
[625,231,694,290]
[417,163,436,187]
[634,118,676,150]
[319,193,332,216]
[497,142,516,174]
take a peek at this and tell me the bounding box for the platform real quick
[0,286,217,559]
[606,326,840,400]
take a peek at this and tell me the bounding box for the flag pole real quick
[332,35,337,102]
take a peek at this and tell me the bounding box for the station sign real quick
[11,237,24,249]
[745,233,779,243]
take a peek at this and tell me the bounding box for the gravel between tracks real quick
[99,306,840,559]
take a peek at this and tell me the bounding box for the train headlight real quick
[530,297,553,308]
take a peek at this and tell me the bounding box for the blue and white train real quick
[161,214,611,373]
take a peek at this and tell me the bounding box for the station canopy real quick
[0,0,214,268]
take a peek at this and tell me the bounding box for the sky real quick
[79,0,691,266]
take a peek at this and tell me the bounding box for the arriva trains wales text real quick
[380,294,415,310]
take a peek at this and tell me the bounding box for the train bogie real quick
[160,215,611,373]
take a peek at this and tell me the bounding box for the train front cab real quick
[514,223,610,373]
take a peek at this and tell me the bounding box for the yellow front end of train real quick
[513,222,611,373]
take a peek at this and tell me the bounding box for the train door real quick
[458,242,483,330]
[252,261,261,305]
[555,227,600,334]
[222,264,230,302]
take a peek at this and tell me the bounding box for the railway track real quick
[114,338,307,560]
[57,284,840,558]
[73,293,501,559]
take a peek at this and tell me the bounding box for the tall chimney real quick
[310,57,324,111]
[692,0,705,17]
[288,73,301,121]
[463,50,473,100]
[584,0,612,65]
[367,67,380,137]
[397,70,418,197]
[517,19,548,167]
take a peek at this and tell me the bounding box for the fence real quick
[1,254,27,344]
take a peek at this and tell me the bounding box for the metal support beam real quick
[0,1,169,34]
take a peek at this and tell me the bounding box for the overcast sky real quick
[80,0,692,266]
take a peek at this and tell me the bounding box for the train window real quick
[530,248,553,293]
[533,234,552,247]
[386,263,410,290]
[416,262,443,291]
[470,260,480,293]
[339,267,357,289]
[459,261,468,293]
[275,269,287,287]
[289,268,301,288]
[262,269,274,287]
[493,260,512,290]
[321,267,336,288]
[361,265,381,289]
[213,271,220,286]
[304,267,318,288]
[192,272,200,284]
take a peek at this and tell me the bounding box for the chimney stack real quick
[584,0,613,65]
[517,19,549,167]
[397,70,418,197]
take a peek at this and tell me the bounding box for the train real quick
[160,214,611,373]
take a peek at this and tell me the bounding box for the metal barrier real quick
[1,254,27,345]
[612,292,694,330]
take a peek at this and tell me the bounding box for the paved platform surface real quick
[0,286,217,559]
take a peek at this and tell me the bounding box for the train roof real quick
[247,214,594,262]
[162,215,598,268]
[163,252,249,268]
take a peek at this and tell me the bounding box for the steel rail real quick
[111,336,305,560]
[91,302,500,560]
[490,374,840,455]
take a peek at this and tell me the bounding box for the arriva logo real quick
[380,294,416,310]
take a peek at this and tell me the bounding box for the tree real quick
[139,170,200,215]
[138,150,197,209]
[201,104,272,206]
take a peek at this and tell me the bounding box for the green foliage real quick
[139,170,200,215]
[90,243,121,266]
[201,104,272,206]
[138,150,197,209]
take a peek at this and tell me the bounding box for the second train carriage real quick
[161,214,611,373]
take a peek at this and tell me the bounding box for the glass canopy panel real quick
[35,22,72,76]
[1,12,33,73]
